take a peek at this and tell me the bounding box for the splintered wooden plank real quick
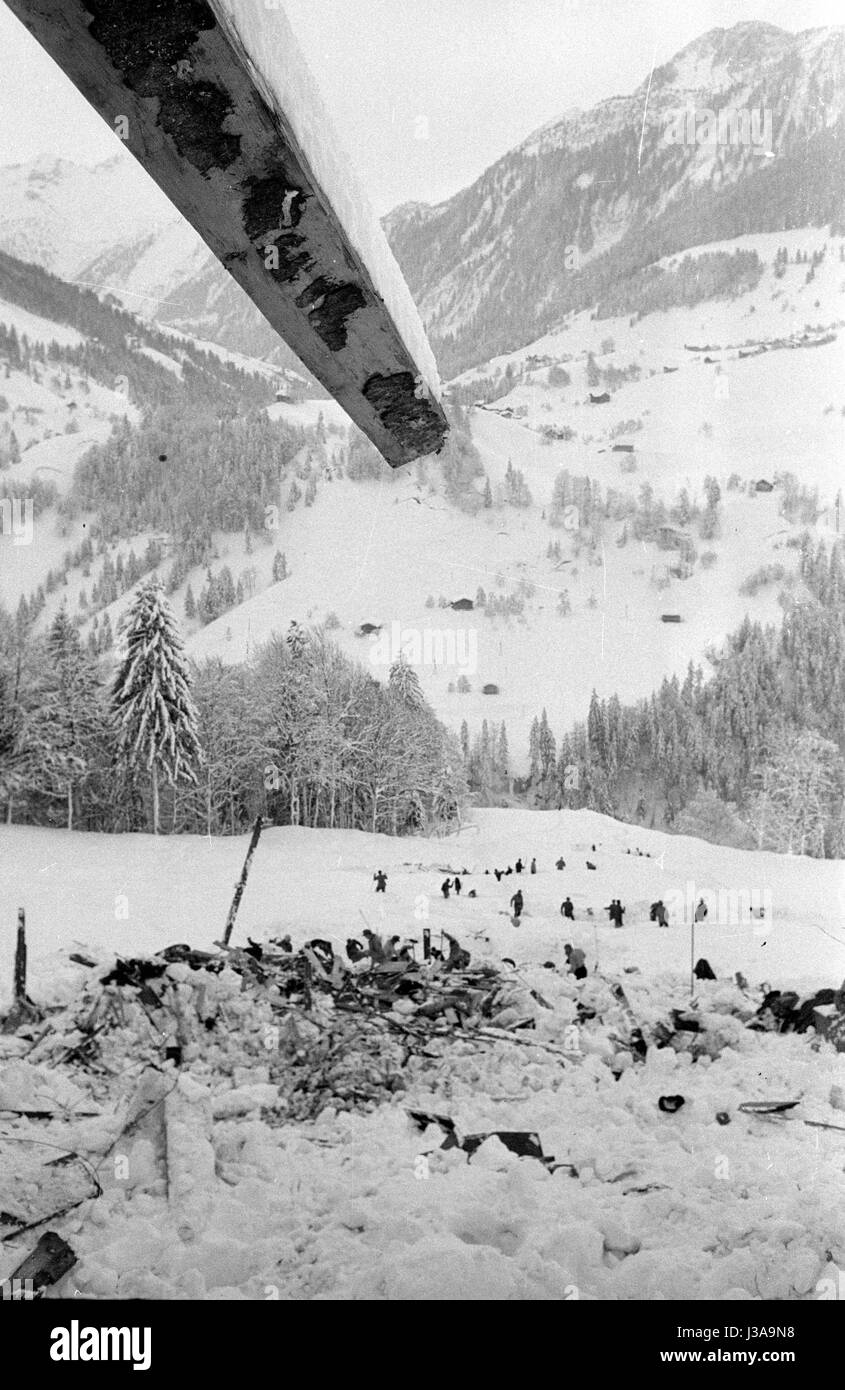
[4,0,448,467]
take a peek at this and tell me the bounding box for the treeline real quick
[69,408,306,541]
[0,591,464,839]
[595,249,763,320]
[464,537,845,856]
[0,250,275,415]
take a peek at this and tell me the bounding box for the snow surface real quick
[2,808,842,1004]
[0,809,843,1301]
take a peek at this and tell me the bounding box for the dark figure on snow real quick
[515,858,524,874]
[561,897,575,920]
[373,870,387,893]
[555,857,565,870]
[505,866,513,876]
[650,900,669,928]
[345,937,366,963]
[444,932,471,971]
[453,876,462,895]
[362,928,385,963]
[272,934,292,953]
[510,889,524,920]
[494,869,502,882]
[564,943,587,980]
[694,897,708,923]
[530,858,537,875]
[441,878,452,899]
[586,860,596,871]
[694,957,716,981]
[607,899,625,928]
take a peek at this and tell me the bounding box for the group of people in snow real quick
[488,855,537,880]
[605,898,626,928]
[371,862,732,939]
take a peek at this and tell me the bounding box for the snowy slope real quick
[1,811,842,1302]
[1,808,842,1005]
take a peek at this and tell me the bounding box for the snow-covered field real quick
[3,808,843,1000]
[1,810,842,1301]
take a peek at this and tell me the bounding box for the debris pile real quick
[1,938,844,1300]
[1,936,569,1125]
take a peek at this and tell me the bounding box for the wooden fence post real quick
[14,908,26,1002]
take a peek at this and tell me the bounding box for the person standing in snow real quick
[555,857,565,870]
[441,878,452,899]
[494,869,502,882]
[650,900,668,928]
[530,858,537,874]
[561,897,575,920]
[510,888,524,920]
[453,876,462,895]
[515,858,524,874]
[694,897,708,923]
[373,869,387,893]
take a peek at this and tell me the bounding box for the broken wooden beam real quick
[3,0,449,467]
[222,814,262,947]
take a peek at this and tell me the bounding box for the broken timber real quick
[222,814,263,947]
[4,0,448,467]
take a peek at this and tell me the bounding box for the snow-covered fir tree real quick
[111,579,202,834]
[388,652,425,710]
[24,607,103,829]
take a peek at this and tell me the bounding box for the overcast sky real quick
[0,0,840,213]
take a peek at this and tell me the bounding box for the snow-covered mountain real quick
[385,21,845,374]
[0,152,296,364]
[2,23,842,381]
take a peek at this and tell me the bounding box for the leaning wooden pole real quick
[689,904,696,999]
[222,816,263,947]
[13,908,26,1002]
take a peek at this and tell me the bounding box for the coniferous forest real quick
[0,582,464,838]
[463,536,845,858]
